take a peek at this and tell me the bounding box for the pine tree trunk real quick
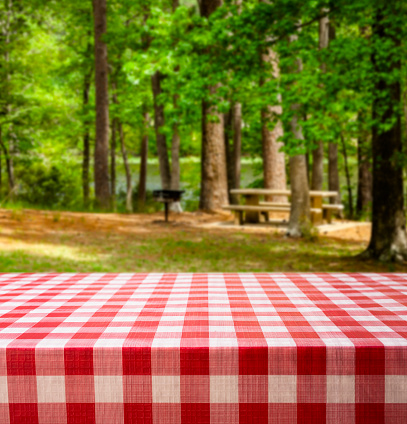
[341,133,354,219]
[363,5,407,262]
[261,47,286,202]
[138,112,149,210]
[92,0,110,210]
[151,71,171,190]
[231,102,242,204]
[311,14,330,191]
[118,122,132,213]
[199,0,228,212]
[82,70,91,208]
[110,118,117,210]
[328,143,341,204]
[356,129,372,217]
[224,108,233,202]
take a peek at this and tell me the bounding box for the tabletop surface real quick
[230,189,338,197]
[1,273,406,349]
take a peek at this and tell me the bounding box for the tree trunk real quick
[118,122,133,213]
[199,0,228,212]
[356,129,372,218]
[311,13,330,191]
[82,70,91,208]
[363,5,407,262]
[0,135,15,194]
[224,108,233,202]
[287,35,310,237]
[261,47,286,202]
[151,71,171,190]
[328,143,341,205]
[110,118,117,210]
[138,112,149,210]
[340,133,354,219]
[92,0,110,210]
[287,110,311,237]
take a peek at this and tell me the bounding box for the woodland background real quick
[0,0,406,262]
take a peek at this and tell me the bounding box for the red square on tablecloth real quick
[0,404,10,424]
[152,404,181,424]
[180,375,210,403]
[123,347,151,375]
[9,403,39,424]
[7,349,36,375]
[238,375,268,403]
[297,375,326,403]
[36,348,65,376]
[385,404,407,424]
[239,346,268,375]
[123,375,152,403]
[124,403,153,424]
[181,403,210,424]
[356,375,385,403]
[326,346,355,375]
[385,347,407,375]
[64,347,93,376]
[95,403,124,424]
[239,403,268,424]
[8,376,37,403]
[180,347,209,375]
[65,375,95,403]
[268,404,297,424]
[210,403,239,424]
[151,347,180,376]
[38,403,67,424]
[297,346,326,375]
[326,404,355,424]
[355,403,384,424]
[209,347,239,375]
[66,403,95,424]
[93,347,122,376]
[268,346,297,375]
[298,403,326,424]
[355,347,385,375]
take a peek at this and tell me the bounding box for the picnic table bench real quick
[225,188,343,225]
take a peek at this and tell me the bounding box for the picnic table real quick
[227,189,340,225]
[0,272,407,424]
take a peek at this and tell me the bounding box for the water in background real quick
[114,157,262,210]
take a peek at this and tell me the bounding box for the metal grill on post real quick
[153,190,185,222]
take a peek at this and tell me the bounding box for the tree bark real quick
[199,0,229,212]
[226,102,242,205]
[138,112,149,209]
[0,133,15,194]
[110,118,117,210]
[92,0,110,210]
[363,5,407,262]
[287,110,311,237]
[340,133,353,219]
[224,108,233,202]
[151,71,171,190]
[287,35,310,237]
[261,47,287,202]
[311,13,330,191]
[356,128,372,218]
[328,143,341,204]
[82,69,91,208]
[118,121,133,213]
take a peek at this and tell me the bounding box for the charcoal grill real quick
[153,190,185,222]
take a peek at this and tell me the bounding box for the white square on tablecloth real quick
[210,376,238,403]
[37,376,66,403]
[385,376,407,403]
[0,376,8,403]
[268,375,297,403]
[94,376,123,403]
[327,375,355,403]
[152,376,180,403]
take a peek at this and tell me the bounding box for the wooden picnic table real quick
[230,188,339,224]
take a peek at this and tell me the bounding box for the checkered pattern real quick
[0,273,406,423]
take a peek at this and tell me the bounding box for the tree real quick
[363,1,407,261]
[199,0,229,212]
[92,0,111,209]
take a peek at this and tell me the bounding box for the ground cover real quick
[0,209,404,273]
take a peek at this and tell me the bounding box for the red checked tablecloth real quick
[0,273,407,424]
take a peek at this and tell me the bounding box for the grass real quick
[0,208,405,273]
